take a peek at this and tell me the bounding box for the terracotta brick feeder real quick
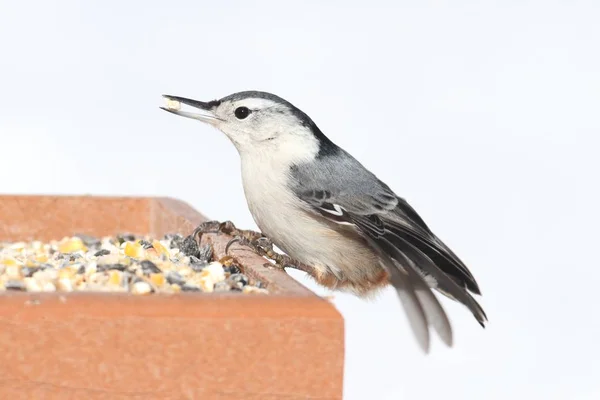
[0,195,344,399]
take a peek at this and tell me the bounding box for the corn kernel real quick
[152,240,170,257]
[150,273,165,286]
[59,237,87,254]
[35,255,49,263]
[1,258,18,267]
[108,270,123,286]
[170,283,182,293]
[124,242,145,258]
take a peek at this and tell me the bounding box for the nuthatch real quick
[161,91,487,352]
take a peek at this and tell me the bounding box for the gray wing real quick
[293,183,453,351]
[290,153,486,349]
[292,152,483,295]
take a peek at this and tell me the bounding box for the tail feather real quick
[385,214,482,295]
[383,257,431,352]
[385,229,488,327]
[378,237,454,350]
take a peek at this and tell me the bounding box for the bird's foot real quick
[225,235,278,262]
[193,220,263,244]
[225,235,318,276]
[194,221,318,276]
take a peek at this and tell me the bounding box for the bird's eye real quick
[234,106,251,120]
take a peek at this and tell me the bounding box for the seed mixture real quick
[0,233,267,295]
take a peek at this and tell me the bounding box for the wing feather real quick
[293,184,486,338]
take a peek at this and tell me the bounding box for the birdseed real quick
[165,98,181,111]
[0,233,268,295]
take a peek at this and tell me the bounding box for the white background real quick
[1,1,599,399]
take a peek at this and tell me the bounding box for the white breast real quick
[239,155,378,281]
[240,156,319,259]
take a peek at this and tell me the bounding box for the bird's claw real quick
[253,237,276,256]
[193,220,263,244]
[225,235,274,258]
[192,220,228,242]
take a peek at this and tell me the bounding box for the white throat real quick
[238,127,320,171]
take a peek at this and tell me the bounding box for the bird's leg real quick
[195,220,319,276]
[226,235,319,276]
[268,250,320,276]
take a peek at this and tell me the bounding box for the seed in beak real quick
[165,98,181,111]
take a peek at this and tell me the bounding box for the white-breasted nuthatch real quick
[161,91,487,352]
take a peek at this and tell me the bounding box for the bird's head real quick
[161,91,337,163]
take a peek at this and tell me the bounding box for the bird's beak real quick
[160,95,222,124]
